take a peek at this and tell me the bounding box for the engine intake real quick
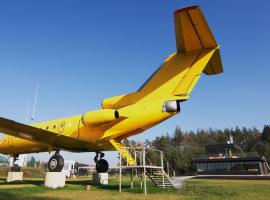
[82,109,119,126]
[162,100,180,112]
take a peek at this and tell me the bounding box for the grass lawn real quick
[0,176,270,200]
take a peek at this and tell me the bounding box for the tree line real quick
[132,125,270,175]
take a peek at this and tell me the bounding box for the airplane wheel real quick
[11,164,20,172]
[48,154,64,172]
[96,159,109,173]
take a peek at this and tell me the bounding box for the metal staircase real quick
[146,168,174,188]
[110,139,136,165]
[117,141,182,192]
[264,161,270,174]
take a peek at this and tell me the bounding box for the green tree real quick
[262,125,270,144]
[172,126,183,148]
[27,156,36,167]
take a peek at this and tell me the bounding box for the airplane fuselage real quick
[0,98,176,155]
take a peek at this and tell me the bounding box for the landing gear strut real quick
[48,151,64,172]
[11,155,20,172]
[94,152,109,173]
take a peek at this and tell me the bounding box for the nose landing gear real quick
[94,152,109,173]
[48,151,64,172]
[11,155,20,172]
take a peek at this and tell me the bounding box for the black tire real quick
[48,154,64,172]
[96,159,109,173]
[11,164,20,172]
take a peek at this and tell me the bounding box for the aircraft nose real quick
[0,138,7,154]
[0,140,3,151]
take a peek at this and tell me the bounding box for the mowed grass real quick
[0,176,270,200]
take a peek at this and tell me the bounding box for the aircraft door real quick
[58,121,65,133]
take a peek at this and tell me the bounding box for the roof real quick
[192,156,267,163]
[205,144,242,154]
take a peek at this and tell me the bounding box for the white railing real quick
[119,145,175,178]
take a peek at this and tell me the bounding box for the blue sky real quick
[0,0,269,164]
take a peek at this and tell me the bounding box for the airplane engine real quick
[82,109,119,126]
[162,100,180,113]
[102,94,126,109]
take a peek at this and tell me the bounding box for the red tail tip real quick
[174,6,199,15]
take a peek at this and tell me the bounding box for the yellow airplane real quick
[0,6,223,173]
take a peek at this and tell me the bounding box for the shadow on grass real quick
[0,177,44,186]
[68,178,149,193]
[0,192,60,200]
[0,177,177,198]
[65,179,92,185]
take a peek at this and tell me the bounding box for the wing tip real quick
[174,5,199,15]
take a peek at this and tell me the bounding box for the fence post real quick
[131,168,133,189]
[119,148,122,193]
[167,161,170,177]
[135,150,137,176]
[161,151,165,188]
[143,147,147,195]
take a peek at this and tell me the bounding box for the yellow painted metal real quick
[0,6,223,160]
[82,109,118,127]
[102,94,127,109]
[109,139,136,165]
[173,49,216,96]
[174,6,217,53]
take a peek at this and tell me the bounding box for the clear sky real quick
[0,0,269,164]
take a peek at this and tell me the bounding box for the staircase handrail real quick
[163,156,176,178]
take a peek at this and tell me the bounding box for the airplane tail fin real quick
[102,6,223,109]
[174,6,223,75]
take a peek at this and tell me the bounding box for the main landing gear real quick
[11,155,20,172]
[47,151,108,173]
[94,152,109,173]
[48,151,64,172]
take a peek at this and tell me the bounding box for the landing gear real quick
[94,152,109,173]
[48,151,64,172]
[11,156,20,172]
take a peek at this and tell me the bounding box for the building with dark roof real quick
[193,144,270,175]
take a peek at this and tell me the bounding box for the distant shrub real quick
[22,167,45,178]
[0,166,45,178]
[0,166,9,177]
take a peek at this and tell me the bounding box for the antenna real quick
[229,135,234,144]
[24,100,30,124]
[31,83,39,121]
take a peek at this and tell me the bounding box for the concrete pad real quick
[7,172,23,182]
[92,173,108,185]
[171,176,195,188]
[44,172,65,189]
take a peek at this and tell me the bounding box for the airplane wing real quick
[0,117,88,151]
[174,6,223,75]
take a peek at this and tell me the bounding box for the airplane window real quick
[53,125,56,129]
[46,126,49,130]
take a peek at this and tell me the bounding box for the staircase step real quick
[155,181,171,184]
[156,184,172,187]
[150,177,168,180]
[156,182,172,184]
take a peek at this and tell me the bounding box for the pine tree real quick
[262,125,270,144]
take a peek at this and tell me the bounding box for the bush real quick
[0,166,45,178]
